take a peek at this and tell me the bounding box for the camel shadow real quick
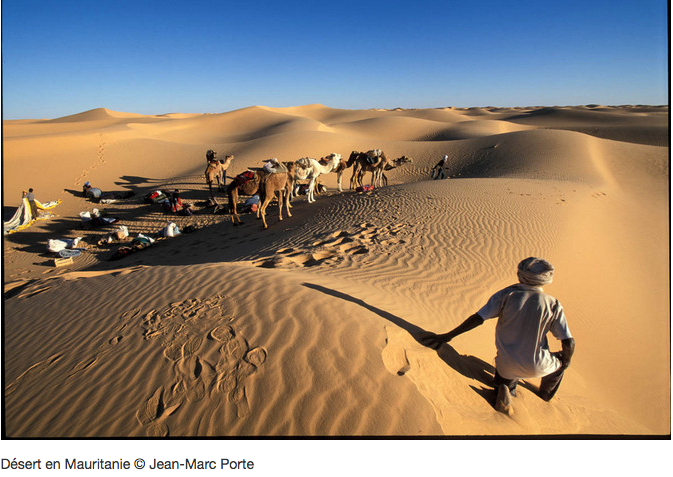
[114,175,166,193]
[301,283,511,395]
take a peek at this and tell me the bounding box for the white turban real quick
[517,257,554,286]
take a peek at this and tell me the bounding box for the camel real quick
[257,167,292,230]
[354,155,413,187]
[283,161,297,206]
[227,165,293,228]
[319,153,349,192]
[292,153,342,203]
[205,153,234,201]
[346,150,390,189]
[289,153,343,200]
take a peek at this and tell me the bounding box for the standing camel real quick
[354,155,413,187]
[227,166,293,227]
[257,167,292,230]
[319,153,350,192]
[292,154,342,203]
[227,170,262,225]
[205,153,235,202]
[347,149,390,189]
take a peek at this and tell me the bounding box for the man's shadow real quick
[301,283,538,408]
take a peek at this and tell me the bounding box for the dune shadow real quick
[301,282,497,389]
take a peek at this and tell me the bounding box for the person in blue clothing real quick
[83,182,102,200]
[421,257,575,415]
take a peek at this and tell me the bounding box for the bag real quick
[132,237,152,250]
[144,191,167,204]
[115,225,129,240]
[161,222,180,238]
[110,246,134,260]
[48,237,82,253]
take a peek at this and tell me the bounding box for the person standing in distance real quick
[23,188,39,218]
[421,257,575,415]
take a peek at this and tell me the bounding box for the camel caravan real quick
[205,148,413,229]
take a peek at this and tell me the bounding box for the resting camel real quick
[353,155,413,187]
[292,153,342,203]
[205,153,235,201]
[227,165,293,228]
[346,150,390,189]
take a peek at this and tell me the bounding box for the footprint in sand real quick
[245,347,267,368]
[5,353,63,396]
[17,285,52,299]
[210,325,235,342]
[109,336,123,345]
[132,294,267,430]
[136,386,181,437]
[136,387,164,426]
[163,341,185,361]
[344,245,369,255]
[182,336,203,358]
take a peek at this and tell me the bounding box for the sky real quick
[0,0,669,119]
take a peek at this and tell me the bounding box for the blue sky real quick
[1,0,669,119]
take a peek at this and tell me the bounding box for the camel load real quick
[227,159,293,229]
[221,151,411,229]
[291,153,342,203]
[346,150,413,189]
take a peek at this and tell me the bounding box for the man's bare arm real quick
[420,313,484,349]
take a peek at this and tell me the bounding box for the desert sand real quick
[1,104,669,437]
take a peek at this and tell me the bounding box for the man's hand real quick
[560,337,575,369]
[419,332,448,349]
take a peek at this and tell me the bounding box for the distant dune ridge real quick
[2,104,669,436]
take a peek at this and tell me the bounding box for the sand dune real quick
[2,104,669,437]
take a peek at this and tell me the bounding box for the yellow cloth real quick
[35,199,62,210]
[4,197,61,234]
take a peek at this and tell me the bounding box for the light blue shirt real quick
[477,283,572,380]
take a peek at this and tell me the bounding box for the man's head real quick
[517,257,554,286]
[206,149,216,161]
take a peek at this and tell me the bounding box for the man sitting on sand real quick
[83,182,134,203]
[83,182,103,200]
[421,257,575,415]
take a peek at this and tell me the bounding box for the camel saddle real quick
[366,149,382,164]
[233,170,255,187]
